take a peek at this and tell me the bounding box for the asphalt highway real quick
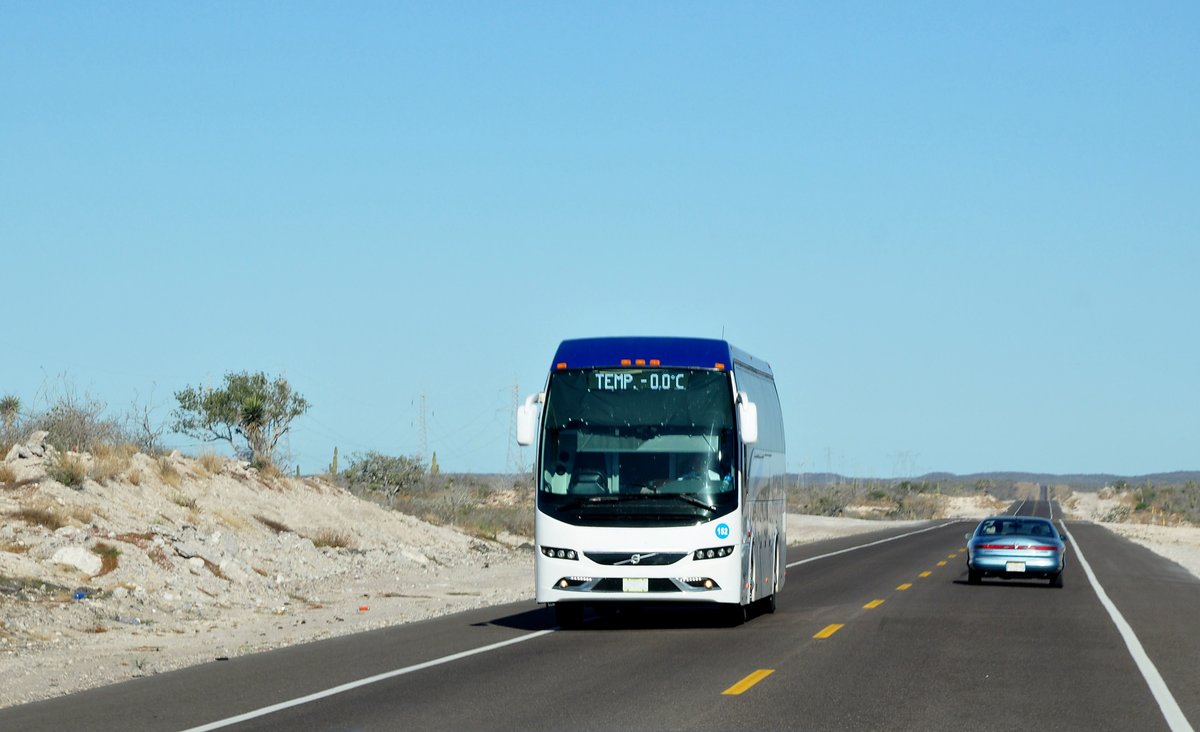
[4,497,1198,731]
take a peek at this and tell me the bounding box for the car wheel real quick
[967,568,981,585]
[554,602,585,629]
[1050,572,1064,589]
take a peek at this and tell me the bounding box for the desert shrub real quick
[90,443,135,483]
[384,473,534,539]
[127,469,143,486]
[48,453,88,489]
[172,371,309,468]
[92,542,120,575]
[0,464,16,485]
[171,493,197,510]
[0,394,21,450]
[342,451,425,499]
[7,507,67,530]
[156,457,182,488]
[30,390,124,453]
[311,529,354,549]
[197,452,225,475]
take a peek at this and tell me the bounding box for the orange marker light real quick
[714,363,726,370]
[556,362,567,370]
[649,359,660,366]
[620,359,632,366]
[635,359,645,366]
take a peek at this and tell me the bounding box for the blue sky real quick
[3,3,1197,477]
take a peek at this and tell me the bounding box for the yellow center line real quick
[948,554,958,559]
[919,571,932,578]
[813,623,844,639]
[722,669,774,695]
[863,599,885,609]
[897,583,913,590]
[937,561,947,567]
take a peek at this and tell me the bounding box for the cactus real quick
[430,451,440,476]
[330,446,338,476]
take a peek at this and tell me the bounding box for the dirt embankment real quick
[0,436,532,709]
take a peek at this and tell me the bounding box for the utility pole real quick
[418,391,428,465]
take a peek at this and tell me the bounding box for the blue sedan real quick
[966,516,1066,588]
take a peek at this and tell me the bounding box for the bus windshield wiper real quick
[556,491,715,513]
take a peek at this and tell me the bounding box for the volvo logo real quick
[616,552,656,566]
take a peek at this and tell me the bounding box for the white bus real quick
[516,337,786,626]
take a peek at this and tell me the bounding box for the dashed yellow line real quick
[919,571,932,578]
[897,583,913,591]
[948,554,958,559]
[937,561,947,567]
[813,624,844,639]
[722,669,774,695]
[863,599,885,609]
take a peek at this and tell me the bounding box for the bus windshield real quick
[538,368,738,527]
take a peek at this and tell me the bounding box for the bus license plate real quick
[1006,561,1026,573]
[623,578,649,593]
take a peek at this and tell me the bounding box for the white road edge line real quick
[179,629,557,732]
[786,522,956,569]
[1059,520,1194,732]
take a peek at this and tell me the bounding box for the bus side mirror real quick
[738,391,758,445]
[516,393,544,446]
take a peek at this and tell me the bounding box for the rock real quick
[51,547,102,576]
[174,541,203,559]
[112,587,129,599]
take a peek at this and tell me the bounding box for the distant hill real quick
[796,471,1200,490]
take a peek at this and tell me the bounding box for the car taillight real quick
[1028,545,1057,551]
[978,544,1014,550]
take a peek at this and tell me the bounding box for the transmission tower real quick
[505,381,525,475]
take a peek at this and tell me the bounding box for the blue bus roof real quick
[551,337,772,376]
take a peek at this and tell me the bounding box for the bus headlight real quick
[693,546,734,561]
[541,546,578,560]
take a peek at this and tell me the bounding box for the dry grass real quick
[68,505,96,524]
[156,457,182,488]
[170,493,198,510]
[214,510,249,531]
[91,542,121,576]
[197,452,225,476]
[48,453,88,489]
[0,463,16,485]
[7,507,67,531]
[1,542,31,554]
[127,469,143,486]
[89,445,134,484]
[311,529,354,549]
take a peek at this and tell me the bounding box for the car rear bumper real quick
[969,554,1063,579]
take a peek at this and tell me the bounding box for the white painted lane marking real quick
[1060,521,1194,732]
[786,522,955,569]
[179,629,556,732]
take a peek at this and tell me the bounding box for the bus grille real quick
[584,552,687,566]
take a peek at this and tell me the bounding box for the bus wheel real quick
[762,593,776,614]
[554,602,584,629]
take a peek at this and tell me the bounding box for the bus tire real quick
[554,602,584,629]
[762,593,776,614]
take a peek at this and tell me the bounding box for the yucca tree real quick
[0,394,20,441]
